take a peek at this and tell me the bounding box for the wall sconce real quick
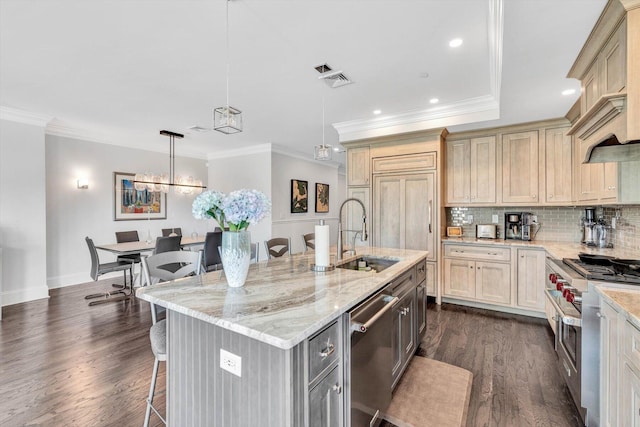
[77,178,89,190]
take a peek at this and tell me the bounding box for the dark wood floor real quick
[418,301,583,427]
[0,283,583,427]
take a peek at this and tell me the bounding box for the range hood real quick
[585,134,640,163]
[566,1,640,164]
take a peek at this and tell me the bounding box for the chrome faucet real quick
[337,198,368,261]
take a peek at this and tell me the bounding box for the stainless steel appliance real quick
[546,254,640,426]
[504,212,534,240]
[350,291,397,427]
[476,224,497,239]
[581,208,596,246]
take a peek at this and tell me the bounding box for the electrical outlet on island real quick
[220,349,242,377]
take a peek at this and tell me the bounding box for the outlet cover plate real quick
[220,349,242,377]
[492,214,499,224]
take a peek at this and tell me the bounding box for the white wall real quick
[207,148,272,261]
[45,134,208,288]
[271,151,341,254]
[0,119,49,305]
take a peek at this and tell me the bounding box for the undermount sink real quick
[336,256,398,273]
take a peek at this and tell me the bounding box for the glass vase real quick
[220,230,251,287]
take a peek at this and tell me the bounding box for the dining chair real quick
[161,227,182,237]
[152,235,182,274]
[264,237,291,259]
[114,230,142,288]
[302,233,315,253]
[141,250,202,427]
[202,231,223,272]
[84,237,134,306]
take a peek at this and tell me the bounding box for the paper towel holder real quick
[311,219,335,272]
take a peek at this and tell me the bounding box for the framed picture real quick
[290,179,308,213]
[315,183,329,213]
[113,172,167,221]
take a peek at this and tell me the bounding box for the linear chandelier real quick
[134,130,206,195]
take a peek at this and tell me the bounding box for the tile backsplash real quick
[446,205,640,251]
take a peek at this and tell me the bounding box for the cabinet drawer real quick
[444,244,510,262]
[372,153,436,174]
[309,321,340,382]
[624,320,640,373]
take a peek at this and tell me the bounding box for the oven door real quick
[558,318,582,413]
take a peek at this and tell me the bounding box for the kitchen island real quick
[136,247,428,427]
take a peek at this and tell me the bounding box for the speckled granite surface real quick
[441,237,640,260]
[136,247,427,350]
[595,286,640,330]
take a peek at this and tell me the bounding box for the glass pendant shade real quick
[314,144,333,161]
[214,106,243,134]
[134,173,147,191]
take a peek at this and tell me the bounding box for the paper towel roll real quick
[315,224,331,267]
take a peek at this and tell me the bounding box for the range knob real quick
[556,280,568,291]
[562,286,574,298]
[566,292,575,303]
[549,274,557,284]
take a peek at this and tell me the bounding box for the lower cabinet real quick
[309,366,342,427]
[601,300,620,427]
[621,362,640,427]
[392,284,416,388]
[416,279,427,340]
[516,249,546,311]
[443,257,510,305]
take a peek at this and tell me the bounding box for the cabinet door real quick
[346,187,370,247]
[416,280,426,340]
[582,61,599,113]
[470,136,496,203]
[401,290,416,362]
[443,258,476,298]
[516,249,545,311]
[602,162,618,201]
[475,261,511,305]
[446,139,470,204]
[425,261,436,296]
[578,162,603,202]
[347,147,370,186]
[600,19,626,96]
[309,365,341,427]
[621,362,640,427]
[374,172,435,260]
[502,131,539,204]
[544,292,557,335]
[545,127,573,203]
[601,301,620,427]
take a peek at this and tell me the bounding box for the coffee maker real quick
[581,207,596,246]
[505,212,534,241]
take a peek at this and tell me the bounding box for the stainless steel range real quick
[545,254,640,427]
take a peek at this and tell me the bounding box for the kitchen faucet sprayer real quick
[337,198,367,261]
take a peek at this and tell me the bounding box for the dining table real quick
[95,235,206,256]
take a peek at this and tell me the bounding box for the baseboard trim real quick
[2,285,50,306]
[441,297,546,319]
[47,271,129,289]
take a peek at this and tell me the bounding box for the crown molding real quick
[271,144,341,169]
[0,106,52,127]
[334,95,499,142]
[620,0,640,11]
[333,0,504,142]
[206,143,273,160]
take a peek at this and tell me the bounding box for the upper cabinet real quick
[544,127,573,204]
[347,147,370,186]
[446,136,496,205]
[502,131,540,204]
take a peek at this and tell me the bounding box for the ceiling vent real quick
[315,63,353,88]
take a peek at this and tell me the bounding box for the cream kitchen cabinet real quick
[347,147,370,186]
[621,362,640,427]
[443,245,511,306]
[373,172,436,261]
[502,131,540,204]
[346,187,370,247]
[446,136,496,205]
[425,261,436,296]
[544,127,573,204]
[577,138,619,203]
[516,249,546,311]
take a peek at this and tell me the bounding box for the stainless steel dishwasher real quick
[350,291,398,427]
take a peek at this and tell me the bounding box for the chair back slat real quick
[203,231,223,271]
[115,230,139,243]
[302,233,315,253]
[153,235,181,254]
[85,237,100,281]
[264,237,291,259]
[142,250,202,288]
[161,228,182,237]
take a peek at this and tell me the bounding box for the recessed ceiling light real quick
[562,89,576,96]
[449,38,463,48]
[373,109,381,115]
[429,98,439,104]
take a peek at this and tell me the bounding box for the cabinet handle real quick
[549,194,553,198]
[532,194,537,198]
[596,312,605,320]
[332,383,342,395]
[428,200,433,234]
[469,266,474,269]
[487,252,498,256]
[401,307,410,316]
[319,342,335,358]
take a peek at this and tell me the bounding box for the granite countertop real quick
[595,286,640,331]
[136,247,427,350]
[441,236,640,260]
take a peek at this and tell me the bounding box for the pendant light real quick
[314,80,332,161]
[134,130,205,195]
[214,0,242,134]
